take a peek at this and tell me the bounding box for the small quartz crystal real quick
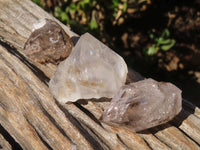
[100,78,182,132]
[49,33,128,103]
[24,18,73,64]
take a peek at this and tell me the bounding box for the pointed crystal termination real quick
[49,33,128,103]
[100,78,182,132]
[24,18,73,64]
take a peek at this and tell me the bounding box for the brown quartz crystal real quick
[100,78,182,132]
[24,18,73,64]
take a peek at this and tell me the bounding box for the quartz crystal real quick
[100,78,182,132]
[24,18,73,64]
[49,33,128,103]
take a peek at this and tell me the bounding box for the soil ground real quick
[101,0,200,106]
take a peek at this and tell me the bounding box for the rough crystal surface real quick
[100,78,182,132]
[24,18,73,64]
[49,33,128,103]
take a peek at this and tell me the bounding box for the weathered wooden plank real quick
[0,133,12,150]
[138,131,171,150]
[183,100,200,119]
[173,109,200,146]
[152,123,200,150]
[0,0,200,149]
[0,45,97,149]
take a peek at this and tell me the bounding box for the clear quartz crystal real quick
[100,78,182,132]
[49,33,128,103]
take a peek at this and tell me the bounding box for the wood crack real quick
[0,124,22,150]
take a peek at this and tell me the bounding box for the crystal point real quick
[49,33,128,103]
[100,78,182,132]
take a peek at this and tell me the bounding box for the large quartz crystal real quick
[49,33,128,103]
[100,78,182,132]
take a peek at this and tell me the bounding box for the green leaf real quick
[157,37,164,45]
[65,7,70,13]
[158,38,171,45]
[89,19,98,30]
[150,33,154,39]
[65,4,77,13]
[147,45,157,55]
[61,12,69,24]
[79,0,93,12]
[163,29,170,37]
[70,3,77,11]
[161,39,176,51]
[154,38,159,42]
[112,0,119,7]
[54,7,62,18]
[123,2,127,12]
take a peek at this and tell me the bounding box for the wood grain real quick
[0,0,200,149]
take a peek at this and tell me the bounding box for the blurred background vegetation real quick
[32,0,200,106]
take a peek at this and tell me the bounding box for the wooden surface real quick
[0,0,200,149]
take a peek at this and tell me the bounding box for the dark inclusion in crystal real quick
[24,18,73,64]
[100,78,182,132]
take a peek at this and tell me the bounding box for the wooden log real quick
[0,132,12,150]
[0,0,200,149]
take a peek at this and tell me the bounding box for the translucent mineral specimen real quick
[24,18,73,64]
[49,33,128,103]
[100,78,182,132]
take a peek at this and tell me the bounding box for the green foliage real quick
[55,7,68,24]
[111,0,120,17]
[89,19,98,30]
[31,0,42,7]
[78,0,93,13]
[54,0,95,31]
[145,29,176,56]
[33,0,129,35]
[32,0,174,57]
[110,0,127,17]
[123,2,127,12]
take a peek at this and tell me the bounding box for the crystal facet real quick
[100,78,182,132]
[24,18,73,64]
[49,33,128,103]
